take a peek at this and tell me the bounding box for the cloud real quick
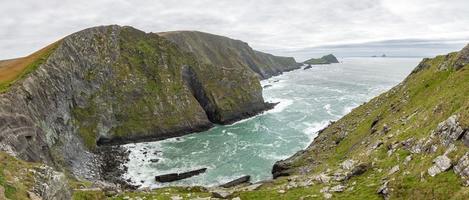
[1,0,469,59]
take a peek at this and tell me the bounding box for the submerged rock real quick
[155,168,207,182]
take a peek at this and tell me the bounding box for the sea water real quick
[122,57,421,188]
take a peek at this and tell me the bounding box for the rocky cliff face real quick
[0,25,276,181]
[159,31,301,79]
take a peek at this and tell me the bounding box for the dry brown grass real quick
[0,41,59,92]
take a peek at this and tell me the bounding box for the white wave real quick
[266,98,293,113]
[303,120,330,140]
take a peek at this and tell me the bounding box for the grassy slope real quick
[0,152,39,200]
[239,50,469,199]
[0,42,60,93]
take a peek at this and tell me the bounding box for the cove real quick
[122,57,421,188]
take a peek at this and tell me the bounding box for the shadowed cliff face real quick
[0,25,275,180]
[159,31,301,79]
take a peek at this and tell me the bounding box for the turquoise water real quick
[122,57,421,188]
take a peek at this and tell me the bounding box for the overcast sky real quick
[1,0,469,60]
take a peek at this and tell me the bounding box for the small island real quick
[303,54,339,65]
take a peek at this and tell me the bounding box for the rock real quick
[232,197,241,200]
[211,189,233,199]
[428,155,452,177]
[219,175,251,188]
[277,189,285,194]
[346,163,370,179]
[435,115,465,146]
[155,168,207,182]
[454,152,469,186]
[314,173,331,183]
[150,159,159,163]
[382,124,390,134]
[33,165,72,200]
[377,181,390,200]
[388,165,399,175]
[320,186,329,193]
[323,193,332,199]
[340,159,356,170]
[303,65,312,70]
[171,195,183,200]
[263,84,273,89]
[330,185,346,192]
[28,191,42,200]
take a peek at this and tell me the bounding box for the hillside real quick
[304,54,339,65]
[159,31,301,79]
[0,25,279,185]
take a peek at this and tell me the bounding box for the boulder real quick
[219,175,251,188]
[330,185,345,192]
[388,165,400,175]
[435,115,465,146]
[428,155,452,177]
[155,168,207,182]
[454,152,469,186]
[303,65,312,70]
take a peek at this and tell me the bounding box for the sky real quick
[1,0,469,60]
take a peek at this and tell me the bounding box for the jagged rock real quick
[454,44,469,70]
[340,159,356,170]
[428,155,452,177]
[323,193,332,199]
[454,152,469,186]
[388,165,400,175]
[330,185,346,192]
[33,165,71,200]
[377,181,390,200]
[435,115,465,146]
[155,168,207,182]
[219,175,250,188]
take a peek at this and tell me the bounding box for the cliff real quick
[158,31,301,79]
[0,25,274,182]
[267,45,469,199]
[304,54,339,65]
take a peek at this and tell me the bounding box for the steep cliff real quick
[0,25,273,181]
[159,31,301,79]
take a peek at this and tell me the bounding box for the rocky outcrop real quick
[303,54,339,65]
[0,25,275,181]
[219,175,251,188]
[155,168,207,182]
[159,31,301,79]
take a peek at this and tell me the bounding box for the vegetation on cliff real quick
[159,31,301,79]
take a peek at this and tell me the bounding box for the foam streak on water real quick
[122,57,421,188]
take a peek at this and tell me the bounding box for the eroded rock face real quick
[33,165,72,200]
